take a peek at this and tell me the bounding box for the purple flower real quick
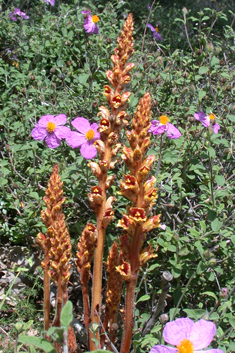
[66,117,100,159]
[31,114,71,149]
[9,8,29,21]
[81,10,99,35]
[194,111,220,134]
[149,318,223,353]
[44,0,55,5]
[147,3,151,10]
[147,23,162,41]
[149,115,181,139]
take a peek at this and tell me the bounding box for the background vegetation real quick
[0,0,234,352]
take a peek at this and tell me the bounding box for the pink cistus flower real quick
[194,111,220,134]
[81,10,99,35]
[44,0,55,5]
[9,8,29,21]
[147,23,162,41]
[66,117,100,159]
[149,318,224,353]
[149,115,181,139]
[31,114,71,149]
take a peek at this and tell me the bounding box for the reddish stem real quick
[44,251,50,335]
[81,272,91,350]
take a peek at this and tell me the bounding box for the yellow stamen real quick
[155,27,159,32]
[177,339,194,353]
[209,113,216,120]
[46,121,56,133]
[92,15,99,23]
[85,129,95,140]
[159,115,170,125]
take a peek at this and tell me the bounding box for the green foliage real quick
[0,0,234,352]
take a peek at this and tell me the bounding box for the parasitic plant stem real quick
[88,13,134,350]
[118,93,162,353]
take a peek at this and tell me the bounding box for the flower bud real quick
[159,313,169,325]
[89,162,102,178]
[105,175,116,189]
[94,139,105,157]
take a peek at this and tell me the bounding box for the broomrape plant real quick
[30,12,225,353]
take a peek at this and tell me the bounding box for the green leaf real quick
[211,218,222,232]
[199,66,209,75]
[208,146,216,158]
[136,294,150,303]
[199,90,207,101]
[227,114,235,122]
[147,263,159,272]
[79,73,89,84]
[229,318,235,330]
[60,300,73,330]
[215,175,225,186]
[172,264,182,278]
[201,291,218,301]
[30,346,37,353]
[18,335,56,353]
[210,56,220,66]
[23,320,34,331]
[57,59,64,67]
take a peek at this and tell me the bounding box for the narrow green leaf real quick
[23,320,34,331]
[201,291,218,301]
[18,335,56,353]
[136,294,150,303]
[60,300,73,330]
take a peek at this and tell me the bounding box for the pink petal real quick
[163,318,194,346]
[71,117,90,134]
[37,115,55,127]
[195,348,224,353]
[80,141,97,159]
[31,126,47,140]
[200,116,210,127]
[194,111,207,122]
[213,123,220,134]
[55,126,71,139]
[81,10,91,15]
[149,345,176,353]
[166,123,181,139]
[152,125,167,135]
[90,122,99,131]
[149,120,160,133]
[66,131,86,148]
[53,114,67,126]
[84,16,99,34]
[190,319,216,350]
[147,23,156,33]
[45,133,61,149]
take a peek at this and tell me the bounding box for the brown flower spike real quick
[37,164,72,343]
[119,93,161,353]
[88,13,135,350]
